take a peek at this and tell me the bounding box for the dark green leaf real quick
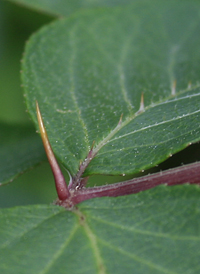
[8,0,137,17]
[0,123,46,184]
[23,2,200,177]
[0,185,199,273]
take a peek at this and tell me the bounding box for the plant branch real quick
[57,161,200,208]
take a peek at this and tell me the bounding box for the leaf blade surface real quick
[0,185,199,273]
[23,2,200,176]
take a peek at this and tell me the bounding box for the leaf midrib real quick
[92,88,200,156]
[74,208,107,274]
[88,215,200,241]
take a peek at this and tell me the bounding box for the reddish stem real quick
[57,161,200,208]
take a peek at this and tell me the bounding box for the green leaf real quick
[0,123,46,184]
[22,1,200,177]
[8,0,137,17]
[0,185,199,273]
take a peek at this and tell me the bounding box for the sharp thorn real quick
[171,80,176,95]
[138,92,144,113]
[118,113,123,126]
[188,81,192,89]
[36,101,70,200]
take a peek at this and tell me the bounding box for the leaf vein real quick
[89,215,200,241]
[38,224,79,274]
[107,108,200,144]
[0,210,65,249]
[74,209,107,274]
[68,25,90,149]
[97,238,177,274]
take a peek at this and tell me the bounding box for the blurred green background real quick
[1,0,200,208]
[0,0,56,207]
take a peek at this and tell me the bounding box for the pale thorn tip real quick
[188,81,192,89]
[171,80,176,95]
[138,92,144,113]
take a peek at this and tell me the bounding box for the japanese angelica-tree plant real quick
[36,99,200,209]
[1,0,200,273]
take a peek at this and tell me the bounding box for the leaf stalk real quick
[56,161,200,208]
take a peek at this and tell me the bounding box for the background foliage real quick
[0,1,56,206]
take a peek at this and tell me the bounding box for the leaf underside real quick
[22,1,200,178]
[0,185,199,274]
